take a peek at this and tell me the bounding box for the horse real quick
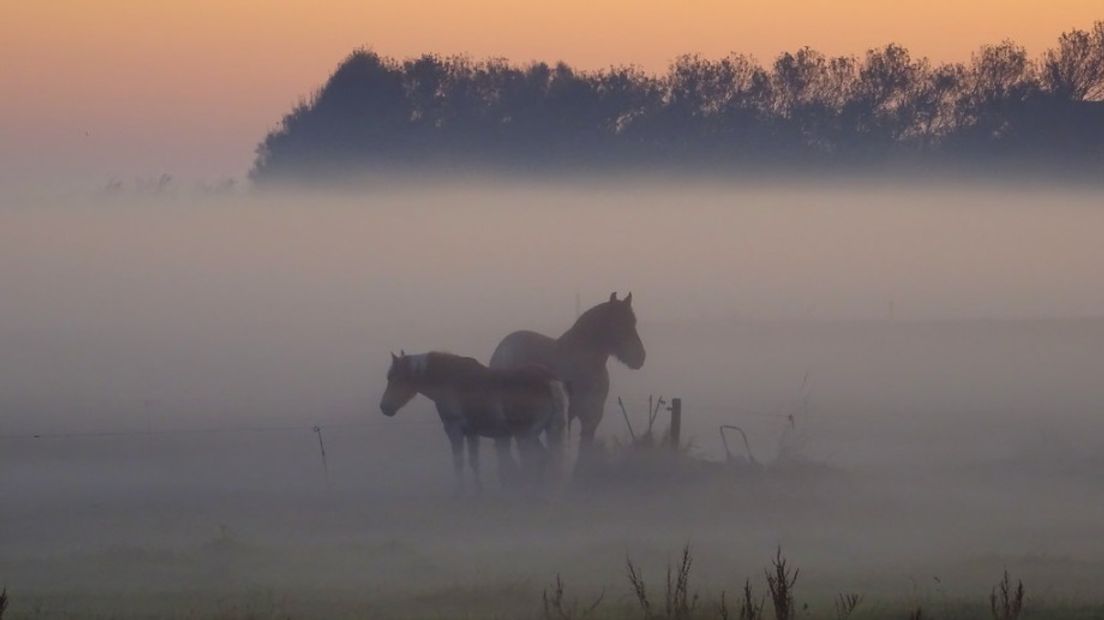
[489,292,645,452]
[379,350,567,493]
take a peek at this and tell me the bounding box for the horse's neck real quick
[555,325,609,371]
[416,356,485,404]
[413,361,457,404]
[416,382,452,405]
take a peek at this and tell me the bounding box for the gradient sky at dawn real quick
[1,1,1100,188]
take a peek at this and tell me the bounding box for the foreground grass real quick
[5,587,1102,620]
[5,548,1104,619]
[539,547,1099,620]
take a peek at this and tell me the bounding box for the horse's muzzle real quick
[622,347,646,369]
[380,404,398,417]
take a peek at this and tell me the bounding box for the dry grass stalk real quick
[990,570,1025,620]
[765,547,798,620]
[626,556,652,617]
[543,573,604,620]
[626,545,698,620]
[713,580,764,620]
[618,397,638,441]
[664,544,698,620]
[737,579,764,620]
[834,592,864,619]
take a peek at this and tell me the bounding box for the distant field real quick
[3,183,1104,618]
[5,316,1104,618]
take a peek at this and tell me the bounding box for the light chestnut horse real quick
[379,351,566,492]
[489,292,645,451]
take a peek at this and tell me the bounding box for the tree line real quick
[251,23,1104,182]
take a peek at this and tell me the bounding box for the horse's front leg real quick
[572,393,606,451]
[517,432,548,487]
[465,434,483,494]
[573,368,610,452]
[444,424,466,496]
[569,373,608,476]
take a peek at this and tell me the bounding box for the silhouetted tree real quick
[909,63,966,149]
[1042,22,1104,101]
[250,30,1104,183]
[769,48,857,153]
[842,45,934,152]
[654,54,772,156]
[948,41,1039,153]
[403,53,450,149]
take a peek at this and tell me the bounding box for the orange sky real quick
[1,1,1101,187]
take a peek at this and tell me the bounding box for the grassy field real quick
[5,546,1104,619]
[5,443,1104,620]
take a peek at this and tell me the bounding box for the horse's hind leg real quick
[494,437,517,488]
[466,434,483,494]
[445,426,465,496]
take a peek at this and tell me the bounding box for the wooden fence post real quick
[668,397,682,450]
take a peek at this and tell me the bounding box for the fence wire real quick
[0,418,439,442]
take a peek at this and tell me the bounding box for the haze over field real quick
[4,180,1104,617]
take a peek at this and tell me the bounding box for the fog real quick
[3,177,1104,617]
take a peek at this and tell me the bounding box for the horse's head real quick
[601,292,646,369]
[380,351,421,417]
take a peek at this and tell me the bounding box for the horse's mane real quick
[421,351,485,376]
[569,301,605,331]
[564,300,629,341]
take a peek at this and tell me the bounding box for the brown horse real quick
[489,292,645,451]
[379,351,566,492]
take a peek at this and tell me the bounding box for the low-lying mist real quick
[2,176,1103,617]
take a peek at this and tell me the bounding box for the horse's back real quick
[489,330,558,370]
[494,363,559,397]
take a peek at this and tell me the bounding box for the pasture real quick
[3,180,1104,618]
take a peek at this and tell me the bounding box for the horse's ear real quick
[624,292,633,305]
[609,292,618,302]
[390,352,398,363]
[400,349,406,357]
